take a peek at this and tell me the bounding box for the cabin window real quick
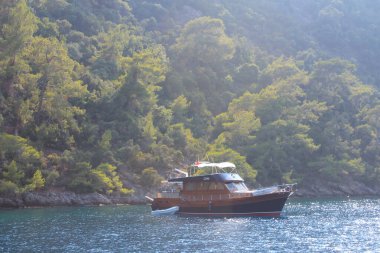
[185,182,227,191]
[184,182,196,191]
[184,182,209,191]
[199,182,208,190]
[225,182,248,192]
[209,182,225,190]
[236,182,248,191]
[225,183,236,192]
[216,183,226,190]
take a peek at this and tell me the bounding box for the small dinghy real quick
[151,206,179,216]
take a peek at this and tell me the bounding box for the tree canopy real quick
[1,0,380,196]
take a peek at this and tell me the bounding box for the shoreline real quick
[1,186,380,209]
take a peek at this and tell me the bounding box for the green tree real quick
[2,160,24,185]
[0,0,38,65]
[0,0,39,135]
[91,163,132,195]
[170,95,190,124]
[167,17,236,115]
[26,169,45,191]
[260,57,302,88]
[140,167,163,189]
[0,0,38,96]
[173,16,235,69]
[91,24,131,80]
[252,120,319,183]
[0,180,19,195]
[307,58,357,106]
[66,162,95,193]
[207,135,257,184]
[166,123,206,160]
[0,133,42,178]
[45,169,59,187]
[19,36,88,147]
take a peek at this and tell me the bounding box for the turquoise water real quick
[1,198,380,252]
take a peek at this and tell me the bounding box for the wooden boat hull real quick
[151,191,291,217]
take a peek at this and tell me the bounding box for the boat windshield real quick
[225,182,248,192]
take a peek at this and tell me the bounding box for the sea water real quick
[1,198,379,252]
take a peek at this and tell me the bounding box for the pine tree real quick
[0,0,38,97]
[2,160,24,185]
[29,169,45,190]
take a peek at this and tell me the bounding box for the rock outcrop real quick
[295,176,380,197]
[0,190,147,208]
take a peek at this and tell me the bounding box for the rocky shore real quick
[0,190,147,208]
[295,177,380,197]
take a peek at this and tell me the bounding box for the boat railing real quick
[157,191,180,198]
[252,184,296,196]
[181,192,252,201]
[278,183,296,191]
[229,192,253,198]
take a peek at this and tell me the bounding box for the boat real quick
[148,161,295,217]
[151,206,179,216]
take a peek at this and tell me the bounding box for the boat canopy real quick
[188,161,237,176]
[193,161,236,169]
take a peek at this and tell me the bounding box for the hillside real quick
[1,0,380,205]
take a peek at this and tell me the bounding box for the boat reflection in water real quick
[148,161,295,217]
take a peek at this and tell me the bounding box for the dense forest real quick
[1,0,380,199]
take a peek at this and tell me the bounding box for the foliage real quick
[207,134,257,184]
[0,133,42,180]
[45,169,59,187]
[140,167,164,189]
[2,161,24,185]
[91,163,132,195]
[0,180,19,195]
[25,169,45,191]
[172,16,235,69]
[1,0,380,197]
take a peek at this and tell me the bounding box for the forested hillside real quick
[1,0,380,200]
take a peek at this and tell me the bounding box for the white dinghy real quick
[151,206,179,216]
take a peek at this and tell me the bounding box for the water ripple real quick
[1,198,380,252]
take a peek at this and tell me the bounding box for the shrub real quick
[0,180,20,195]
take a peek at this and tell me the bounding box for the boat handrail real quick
[252,184,296,196]
[181,192,254,201]
[157,192,180,198]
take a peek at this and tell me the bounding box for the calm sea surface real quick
[1,198,380,252]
